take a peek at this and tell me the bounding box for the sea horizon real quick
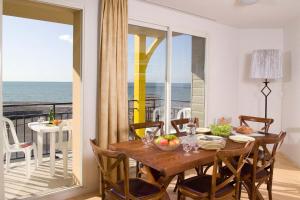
[3,81,191,103]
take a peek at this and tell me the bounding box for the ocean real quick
[3,81,191,103]
[3,82,72,103]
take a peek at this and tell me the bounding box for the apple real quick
[173,139,180,145]
[160,139,169,146]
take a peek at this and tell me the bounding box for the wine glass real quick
[192,143,200,153]
[142,136,149,148]
[146,131,154,145]
[183,143,192,156]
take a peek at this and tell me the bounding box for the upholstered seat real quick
[179,175,234,198]
[111,178,161,199]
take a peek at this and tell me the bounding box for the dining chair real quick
[239,115,274,133]
[239,131,286,200]
[171,117,199,135]
[129,121,164,140]
[177,141,254,200]
[171,117,207,192]
[90,139,165,200]
[1,117,37,178]
[129,121,164,177]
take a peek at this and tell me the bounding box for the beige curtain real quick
[97,0,128,150]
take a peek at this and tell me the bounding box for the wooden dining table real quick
[109,132,278,199]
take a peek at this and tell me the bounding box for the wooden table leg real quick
[141,166,176,199]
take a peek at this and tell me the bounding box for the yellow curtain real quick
[97,0,128,153]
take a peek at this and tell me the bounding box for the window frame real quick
[128,19,209,133]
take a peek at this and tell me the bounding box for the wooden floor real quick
[71,152,300,200]
[4,153,74,200]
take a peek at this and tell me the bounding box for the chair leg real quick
[267,181,272,200]
[25,149,31,178]
[177,190,181,200]
[33,144,38,169]
[136,161,140,177]
[5,152,11,172]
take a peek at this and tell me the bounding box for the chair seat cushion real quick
[221,163,270,180]
[10,142,33,150]
[111,178,161,199]
[179,175,234,198]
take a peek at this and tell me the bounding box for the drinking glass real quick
[142,136,149,148]
[193,143,200,153]
[146,131,154,145]
[183,143,192,156]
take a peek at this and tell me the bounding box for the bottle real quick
[48,107,55,124]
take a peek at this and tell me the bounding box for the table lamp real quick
[250,49,282,119]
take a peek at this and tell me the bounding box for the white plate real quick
[198,135,223,141]
[196,127,211,133]
[229,135,255,143]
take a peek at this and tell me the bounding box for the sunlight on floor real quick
[4,153,74,200]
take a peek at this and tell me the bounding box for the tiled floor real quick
[4,153,74,200]
[71,153,300,200]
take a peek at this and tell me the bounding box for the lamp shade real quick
[250,49,282,79]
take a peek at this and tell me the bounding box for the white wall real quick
[281,17,300,166]
[237,29,283,132]
[129,0,240,125]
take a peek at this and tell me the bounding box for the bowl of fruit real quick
[154,134,181,151]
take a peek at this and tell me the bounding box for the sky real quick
[3,15,73,82]
[128,32,193,83]
[3,16,199,83]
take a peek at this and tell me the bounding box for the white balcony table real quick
[28,121,59,176]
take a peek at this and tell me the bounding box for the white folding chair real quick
[176,107,191,119]
[1,117,37,178]
[58,119,72,178]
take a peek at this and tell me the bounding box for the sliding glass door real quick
[128,22,206,135]
[170,32,206,131]
[128,24,167,137]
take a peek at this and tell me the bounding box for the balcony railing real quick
[4,98,189,161]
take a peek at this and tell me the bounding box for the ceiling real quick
[141,0,300,28]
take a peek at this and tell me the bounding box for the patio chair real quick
[176,107,191,119]
[152,107,164,121]
[129,121,164,177]
[178,141,254,200]
[1,117,37,178]
[58,119,72,178]
[90,139,165,200]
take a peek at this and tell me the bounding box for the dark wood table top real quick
[109,133,278,177]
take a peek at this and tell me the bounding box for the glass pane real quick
[128,25,166,137]
[171,32,206,132]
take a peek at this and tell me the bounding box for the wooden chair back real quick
[90,139,130,199]
[211,141,255,199]
[239,115,274,133]
[249,131,286,198]
[171,118,199,135]
[129,121,164,140]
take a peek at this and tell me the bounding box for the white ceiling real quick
[142,0,300,28]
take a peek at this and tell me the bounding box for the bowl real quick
[154,142,180,151]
